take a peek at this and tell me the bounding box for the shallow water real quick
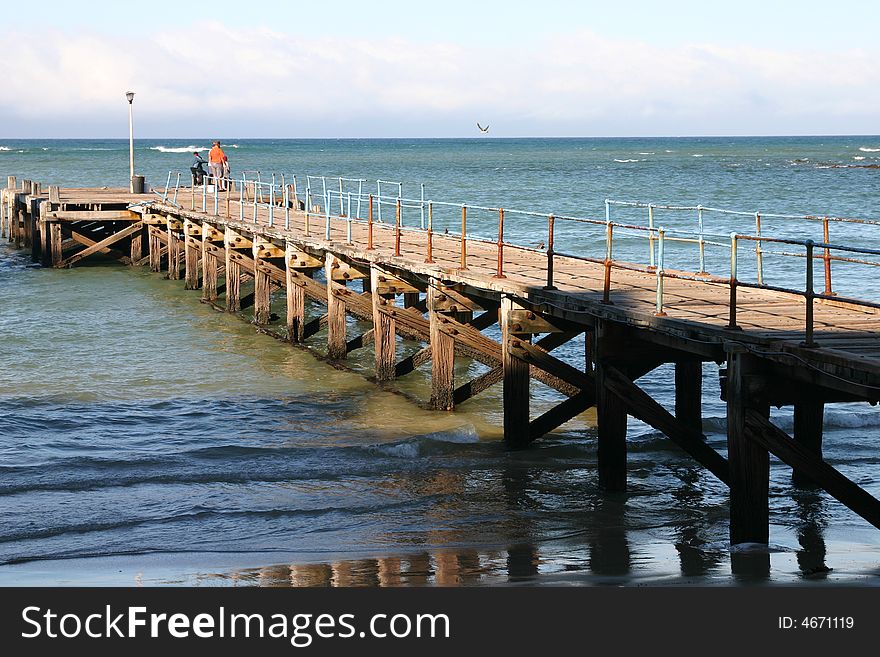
[1,137,879,585]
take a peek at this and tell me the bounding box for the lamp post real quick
[126,91,135,192]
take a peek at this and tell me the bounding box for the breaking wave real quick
[151,145,208,154]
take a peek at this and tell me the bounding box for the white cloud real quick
[1,24,878,136]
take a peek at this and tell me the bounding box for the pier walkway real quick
[3,173,880,548]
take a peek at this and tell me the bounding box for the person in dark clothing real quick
[190,151,207,185]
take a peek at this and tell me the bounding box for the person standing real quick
[190,151,207,185]
[208,140,228,190]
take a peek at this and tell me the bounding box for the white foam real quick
[859,147,880,152]
[853,156,866,161]
[691,154,704,157]
[614,158,639,163]
[637,152,655,155]
[0,146,10,151]
[151,145,207,154]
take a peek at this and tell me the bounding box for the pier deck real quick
[4,174,880,553]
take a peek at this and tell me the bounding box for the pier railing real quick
[164,170,880,345]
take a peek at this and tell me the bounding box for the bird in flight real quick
[476,122,489,133]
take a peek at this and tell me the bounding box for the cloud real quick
[1,24,878,136]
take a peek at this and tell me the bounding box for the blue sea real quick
[1,136,879,585]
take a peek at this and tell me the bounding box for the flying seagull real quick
[477,122,489,133]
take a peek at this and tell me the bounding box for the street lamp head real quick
[125,91,135,103]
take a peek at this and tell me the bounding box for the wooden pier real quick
[4,174,880,550]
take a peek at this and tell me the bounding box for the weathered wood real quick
[130,223,143,264]
[602,365,730,484]
[225,226,241,312]
[252,245,272,325]
[48,185,60,203]
[529,390,595,442]
[39,202,50,266]
[429,280,455,410]
[326,253,347,357]
[183,220,201,289]
[285,242,306,342]
[167,221,181,280]
[202,227,219,301]
[595,323,628,491]
[58,221,143,268]
[372,266,397,380]
[727,350,770,545]
[50,222,62,268]
[744,410,880,530]
[67,227,133,264]
[792,401,824,486]
[348,329,374,354]
[675,360,703,434]
[48,210,139,221]
[502,296,531,447]
[30,199,41,262]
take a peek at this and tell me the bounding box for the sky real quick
[1,0,879,138]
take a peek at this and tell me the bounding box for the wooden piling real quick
[727,349,770,545]
[285,242,306,342]
[167,219,181,280]
[675,360,703,434]
[595,322,628,490]
[371,266,397,380]
[429,280,455,410]
[30,199,41,263]
[50,222,62,267]
[252,241,272,325]
[792,400,824,486]
[183,219,201,289]
[225,226,241,312]
[502,296,531,447]
[325,253,347,358]
[201,223,219,302]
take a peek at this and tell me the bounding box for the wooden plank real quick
[727,351,770,545]
[49,210,139,221]
[429,281,455,410]
[502,296,531,447]
[792,401,824,486]
[602,365,729,484]
[372,266,397,380]
[744,410,880,530]
[58,221,143,268]
[326,253,347,358]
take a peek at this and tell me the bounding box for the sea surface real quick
[1,136,879,586]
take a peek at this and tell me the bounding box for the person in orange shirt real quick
[208,140,228,190]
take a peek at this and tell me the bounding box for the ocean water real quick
[1,137,879,586]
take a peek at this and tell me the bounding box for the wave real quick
[853,156,866,161]
[858,147,880,152]
[0,146,10,151]
[637,152,655,155]
[151,145,207,153]
[691,154,704,157]
[614,158,640,163]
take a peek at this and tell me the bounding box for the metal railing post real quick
[213,176,219,215]
[191,174,195,210]
[252,181,258,223]
[425,201,434,263]
[494,207,506,278]
[355,180,362,219]
[727,233,740,329]
[268,174,275,226]
[284,177,290,230]
[239,175,245,222]
[202,177,207,211]
[305,185,311,236]
[655,228,667,316]
[648,204,656,268]
[162,171,172,202]
[325,191,331,240]
[697,205,706,274]
[367,194,374,250]
[460,205,468,270]
[377,181,383,223]
[602,219,613,303]
[803,240,817,347]
[395,198,401,256]
[420,183,425,229]
[823,217,833,296]
[544,214,556,290]
[347,192,353,245]
[755,212,764,285]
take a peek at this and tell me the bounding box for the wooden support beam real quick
[502,296,531,448]
[744,410,880,531]
[202,224,218,301]
[403,292,421,309]
[347,329,374,354]
[372,266,397,380]
[48,209,139,221]
[184,220,201,289]
[675,360,703,434]
[167,220,181,280]
[225,226,241,312]
[302,313,329,340]
[727,350,770,545]
[50,222,62,268]
[374,269,421,295]
[595,323,628,491]
[792,401,824,486]
[529,390,595,443]
[285,241,306,342]
[325,253,347,357]
[395,345,431,378]
[148,220,163,272]
[329,257,369,282]
[252,239,272,325]
[130,222,143,265]
[453,368,503,406]
[429,280,455,410]
[66,228,132,264]
[58,221,143,268]
[602,366,730,485]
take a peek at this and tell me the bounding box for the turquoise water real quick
[1,137,879,586]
